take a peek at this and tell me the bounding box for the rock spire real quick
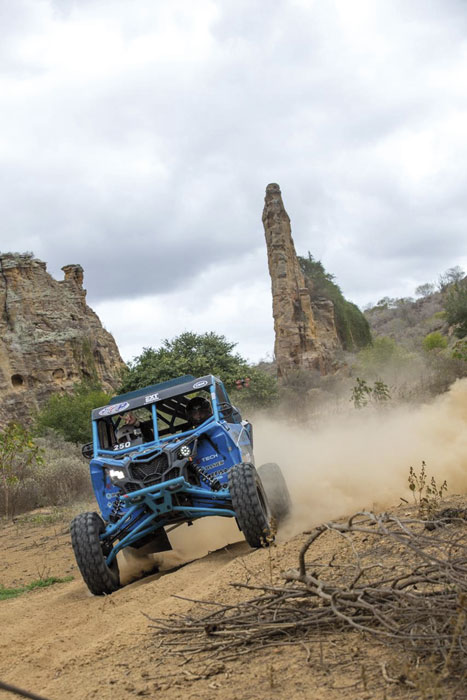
[262,183,340,380]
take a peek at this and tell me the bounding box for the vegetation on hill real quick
[359,267,467,397]
[298,253,371,351]
[364,266,466,350]
[35,381,111,444]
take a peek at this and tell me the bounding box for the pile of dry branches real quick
[148,511,467,681]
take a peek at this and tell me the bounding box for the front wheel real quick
[228,463,272,548]
[70,512,120,595]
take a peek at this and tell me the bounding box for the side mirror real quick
[81,442,93,460]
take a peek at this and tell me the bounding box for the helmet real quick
[186,397,212,426]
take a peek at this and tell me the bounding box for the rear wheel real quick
[70,512,120,595]
[228,463,272,548]
[257,462,291,524]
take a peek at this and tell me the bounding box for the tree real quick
[0,423,43,518]
[438,266,465,292]
[35,382,111,443]
[415,283,435,298]
[444,282,467,338]
[119,332,278,410]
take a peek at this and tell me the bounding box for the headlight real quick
[178,444,191,459]
[108,469,125,481]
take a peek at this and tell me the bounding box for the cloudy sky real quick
[2,0,467,363]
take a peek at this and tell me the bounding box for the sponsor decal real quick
[210,467,229,477]
[207,460,225,470]
[193,380,208,389]
[200,454,217,462]
[99,401,129,416]
[144,393,159,403]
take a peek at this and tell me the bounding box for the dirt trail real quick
[0,507,369,700]
[2,381,467,699]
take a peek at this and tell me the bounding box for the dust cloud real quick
[119,517,242,583]
[120,379,467,581]
[254,377,467,536]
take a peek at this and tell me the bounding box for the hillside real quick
[364,291,447,350]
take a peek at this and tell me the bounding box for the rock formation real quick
[0,253,125,427]
[262,183,341,380]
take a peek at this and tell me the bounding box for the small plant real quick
[372,380,391,403]
[408,461,448,519]
[351,378,372,408]
[351,378,391,409]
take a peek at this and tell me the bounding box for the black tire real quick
[257,462,291,524]
[228,463,272,548]
[70,512,120,596]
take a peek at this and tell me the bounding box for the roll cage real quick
[90,374,241,458]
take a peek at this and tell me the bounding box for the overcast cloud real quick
[1,0,467,362]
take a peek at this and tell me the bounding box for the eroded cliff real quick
[0,253,125,426]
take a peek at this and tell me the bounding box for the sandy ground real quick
[3,380,467,699]
[0,498,464,700]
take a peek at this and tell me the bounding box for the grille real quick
[130,453,169,486]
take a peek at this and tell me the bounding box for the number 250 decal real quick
[113,442,131,451]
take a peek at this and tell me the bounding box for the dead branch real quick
[148,510,467,690]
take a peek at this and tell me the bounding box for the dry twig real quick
[147,510,467,690]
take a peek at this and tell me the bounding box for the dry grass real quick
[0,432,92,518]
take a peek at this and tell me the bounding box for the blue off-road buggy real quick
[71,374,291,595]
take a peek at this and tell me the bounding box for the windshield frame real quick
[91,375,224,457]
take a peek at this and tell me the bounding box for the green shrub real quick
[356,336,415,377]
[35,381,111,443]
[350,378,391,409]
[422,332,448,352]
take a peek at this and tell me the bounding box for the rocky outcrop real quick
[0,253,125,427]
[262,184,341,380]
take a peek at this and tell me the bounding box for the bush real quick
[0,431,92,518]
[0,423,44,518]
[350,378,391,409]
[422,332,448,352]
[355,336,416,379]
[35,382,111,443]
